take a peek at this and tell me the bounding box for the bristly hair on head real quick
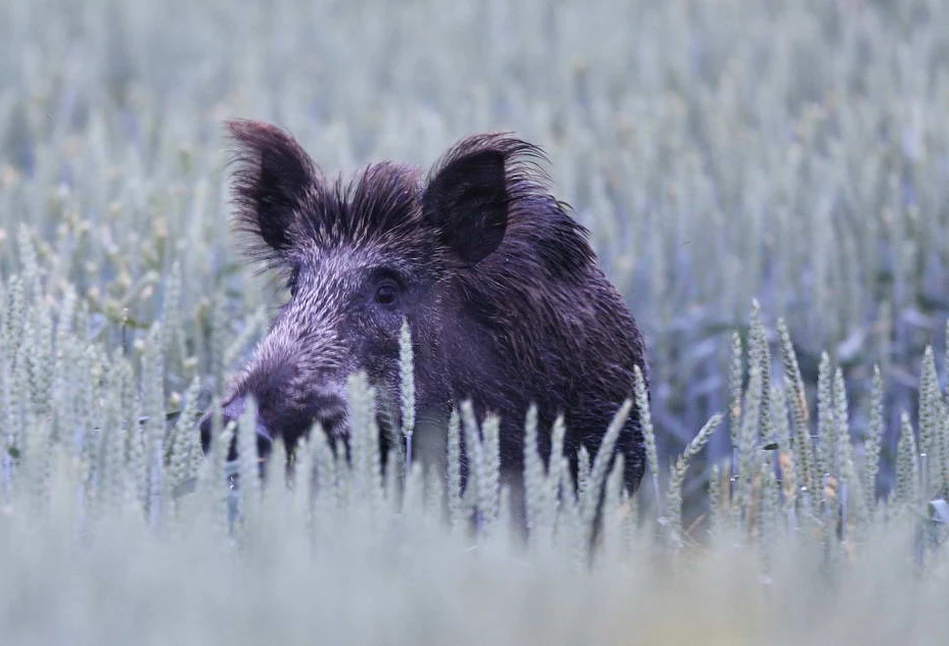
[306,161,424,251]
[224,122,591,280]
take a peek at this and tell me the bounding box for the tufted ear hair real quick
[225,119,322,261]
[423,134,542,266]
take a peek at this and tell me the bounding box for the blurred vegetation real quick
[3,0,949,642]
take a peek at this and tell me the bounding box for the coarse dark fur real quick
[200,119,648,501]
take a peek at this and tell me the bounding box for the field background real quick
[2,0,949,643]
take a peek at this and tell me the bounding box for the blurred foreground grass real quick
[3,0,949,643]
[2,274,949,644]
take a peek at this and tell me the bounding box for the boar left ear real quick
[423,145,510,266]
[226,119,321,260]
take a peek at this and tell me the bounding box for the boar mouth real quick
[198,391,353,462]
[198,396,275,461]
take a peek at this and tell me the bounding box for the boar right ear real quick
[423,144,511,266]
[226,120,321,258]
[424,134,544,266]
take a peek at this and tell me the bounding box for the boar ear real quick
[226,119,321,258]
[422,145,510,265]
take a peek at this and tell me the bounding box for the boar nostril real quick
[199,396,263,456]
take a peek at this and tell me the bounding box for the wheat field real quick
[2,0,949,644]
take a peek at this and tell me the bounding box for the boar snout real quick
[199,396,273,461]
[200,381,349,462]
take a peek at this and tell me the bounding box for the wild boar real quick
[201,119,648,498]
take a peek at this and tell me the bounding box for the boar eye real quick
[375,282,398,305]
